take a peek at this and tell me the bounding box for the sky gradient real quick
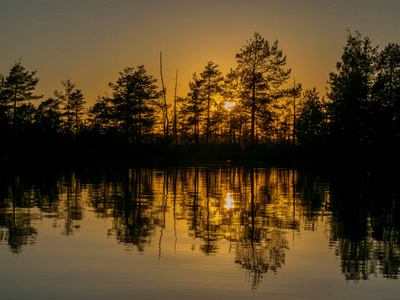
[1,0,400,105]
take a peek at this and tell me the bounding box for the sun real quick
[225,192,234,209]
[224,102,236,112]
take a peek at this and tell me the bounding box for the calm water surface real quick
[0,164,399,299]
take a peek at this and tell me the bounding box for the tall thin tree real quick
[200,61,223,145]
[235,32,291,148]
[159,52,169,139]
[54,79,76,134]
[4,60,42,132]
[173,68,179,147]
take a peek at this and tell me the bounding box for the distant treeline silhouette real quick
[1,31,399,161]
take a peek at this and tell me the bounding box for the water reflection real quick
[0,174,38,253]
[328,170,400,280]
[0,165,399,288]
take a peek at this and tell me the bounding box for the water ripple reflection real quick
[1,165,400,294]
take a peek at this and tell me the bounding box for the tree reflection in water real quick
[0,165,400,287]
[0,174,38,254]
[328,169,400,280]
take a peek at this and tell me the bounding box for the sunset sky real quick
[1,0,400,105]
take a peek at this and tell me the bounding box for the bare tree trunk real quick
[251,82,256,150]
[139,98,142,144]
[293,78,296,147]
[173,69,178,147]
[13,87,17,132]
[206,77,211,145]
[160,52,169,139]
[67,90,71,134]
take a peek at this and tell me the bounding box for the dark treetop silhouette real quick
[1,31,400,162]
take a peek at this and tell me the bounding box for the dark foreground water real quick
[1,164,399,299]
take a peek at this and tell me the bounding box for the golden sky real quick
[1,0,400,105]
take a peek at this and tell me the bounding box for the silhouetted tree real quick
[199,61,224,144]
[88,96,116,134]
[15,103,36,133]
[327,31,378,146]
[184,73,206,145]
[296,88,327,146]
[172,69,179,147]
[285,80,302,145]
[223,69,247,145]
[159,52,169,139]
[109,65,159,144]
[0,74,9,135]
[235,32,291,148]
[54,79,77,134]
[0,74,5,94]
[259,80,300,144]
[372,43,400,144]
[173,96,191,145]
[69,89,86,134]
[3,60,42,132]
[34,98,62,135]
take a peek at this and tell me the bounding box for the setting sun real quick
[224,102,236,112]
[225,192,234,209]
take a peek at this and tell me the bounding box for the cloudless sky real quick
[1,0,400,105]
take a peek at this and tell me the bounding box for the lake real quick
[0,163,399,299]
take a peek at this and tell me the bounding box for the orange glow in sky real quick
[1,1,400,106]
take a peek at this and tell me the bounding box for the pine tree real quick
[199,61,223,144]
[54,79,76,134]
[4,60,42,131]
[109,65,159,144]
[185,73,206,145]
[296,88,326,146]
[0,74,9,134]
[235,33,291,148]
[69,89,86,133]
[327,31,378,146]
[34,98,62,135]
[373,43,400,143]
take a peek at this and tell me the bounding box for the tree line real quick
[1,31,400,160]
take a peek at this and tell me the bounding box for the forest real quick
[1,31,400,162]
